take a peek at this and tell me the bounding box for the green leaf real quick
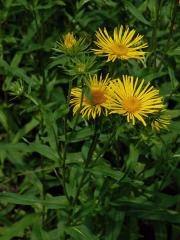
[66,166,82,198]
[29,142,59,162]
[66,152,83,164]
[42,109,58,151]
[147,0,157,20]
[124,1,151,26]
[53,104,69,120]
[12,117,40,143]
[167,47,180,56]
[10,52,23,68]
[59,127,93,142]
[91,162,124,181]
[125,144,139,170]
[168,66,179,89]
[0,214,37,240]
[1,57,31,86]
[111,198,180,224]
[48,56,68,70]
[36,1,65,9]
[31,220,50,240]
[143,71,167,82]
[0,108,9,131]
[105,210,125,240]
[0,58,10,73]
[0,192,69,209]
[76,0,91,10]
[66,225,99,240]
[154,193,180,208]
[169,121,180,131]
[166,110,180,119]
[0,143,31,166]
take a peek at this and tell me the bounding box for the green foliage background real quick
[0,0,180,239]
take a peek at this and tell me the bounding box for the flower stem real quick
[61,76,85,203]
[165,0,176,50]
[73,120,100,204]
[151,0,163,68]
[66,119,100,225]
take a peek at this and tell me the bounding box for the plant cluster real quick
[0,0,180,239]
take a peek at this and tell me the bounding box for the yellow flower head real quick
[151,113,171,132]
[105,75,164,126]
[70,74,110,119]
[64,32,76,49]
[54,32,88,56]
[93,26,148,62]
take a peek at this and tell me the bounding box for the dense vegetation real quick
[0,0,180,239]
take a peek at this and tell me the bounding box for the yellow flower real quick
[64,32,76,49]
[70,74,110,119]
[54,32,88,56]
[151,113,171,132]
[92,26,148,62]
[105,75,164,126]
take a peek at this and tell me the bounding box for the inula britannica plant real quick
[69,26,170,130]
[1,1,179,239]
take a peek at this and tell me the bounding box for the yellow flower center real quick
[84,88,106,105]
[122,96,141,113]
[111,43,128,56]
[64,32,76,48]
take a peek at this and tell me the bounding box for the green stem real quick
[39,109,46,227]
[61,78,78,203]
[94,125,115,162]
[151,0,162,68]
[70,76,85,134]
[61,118,69,201]
[40,155,46,227]
[61,77,86,205]
[73,121,100,204]
[165,0,176,50]
[66,120,100,225]
[157,134,175,191]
